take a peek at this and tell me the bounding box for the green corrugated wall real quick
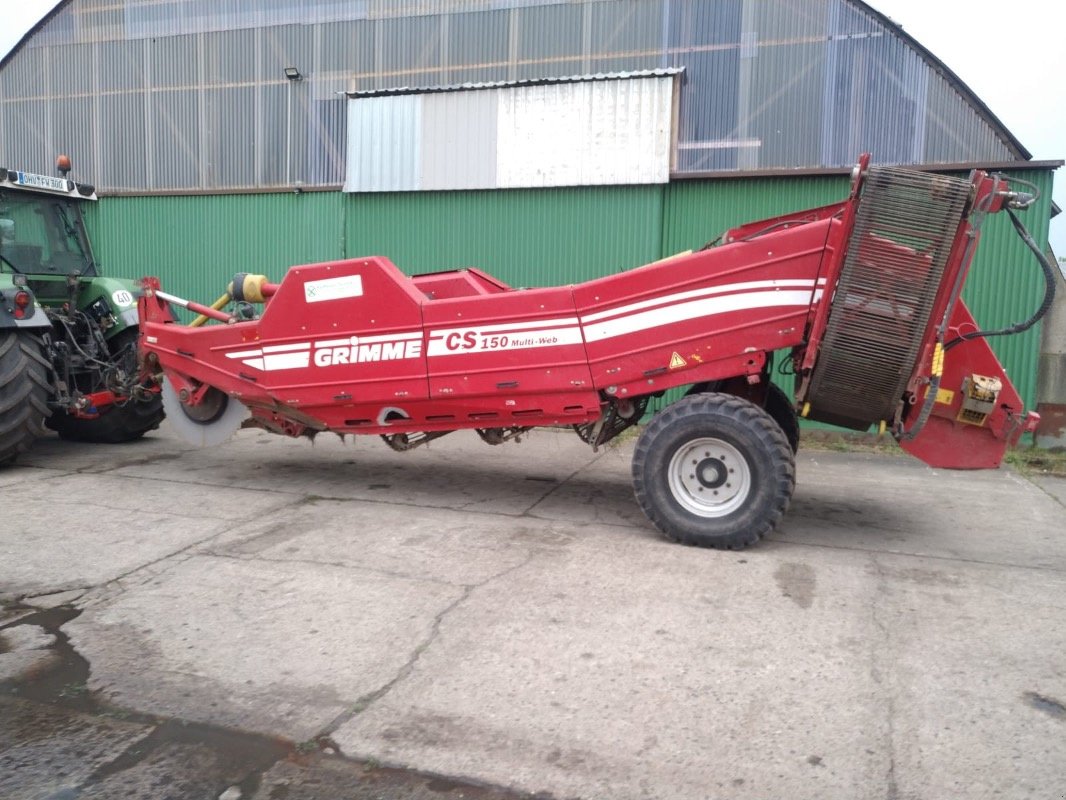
[662,176,851,254]
[343,185,663,285]
[87,192,345,310]
[85,170,1055,409]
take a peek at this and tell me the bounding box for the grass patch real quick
[798,431,1066,477]
[798,430,903,456]
[1004,446,1066,478]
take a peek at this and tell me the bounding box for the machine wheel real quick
[0,331,51,466]
[765,383,800,454]
[47,328,165,443]
[631,393,795,549]
[161,378,248,447]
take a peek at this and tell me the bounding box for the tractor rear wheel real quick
[0,330,51,466]
[631,392,795,549]
[47,328,165,443]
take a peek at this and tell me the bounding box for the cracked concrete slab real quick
[255,754,536,799]
[0,696,153,799]
[334,541,893,799]
[14,429,197,472]
[1031,474,1066,507]
[1,504,230,599]
[4,426,1066,798]
[64,554,465,740]
[9,471,294,523]
[22,589,87,610]
[103,425,601,516]
[333,540,1066,800]
[208,497,563,586]
[868,556,1066,799]
[1,467,300,599]
[775,452,1066,569]
[0,465,71,489]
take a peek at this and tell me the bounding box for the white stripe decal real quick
[215,280,824,366]
[581,278,823,324]
[262,352,311,370]
[263,342,311,353]
[582,289,821,343]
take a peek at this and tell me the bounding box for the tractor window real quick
[0,191,95,276]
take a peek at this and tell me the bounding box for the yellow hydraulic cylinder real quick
[189,293,231,327]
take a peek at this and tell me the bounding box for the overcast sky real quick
[2,1,1062,252]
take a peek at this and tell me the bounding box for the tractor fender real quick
[72,276,142,338]
[0,283,51,331]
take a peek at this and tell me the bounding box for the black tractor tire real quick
[631,392,795,550]
[0,331,52,466]
[47,328,165,444]
[765,382,800,454]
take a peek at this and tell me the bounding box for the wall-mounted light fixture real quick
[284,66,303,82]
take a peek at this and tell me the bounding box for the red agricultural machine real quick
[137,156,1054,549]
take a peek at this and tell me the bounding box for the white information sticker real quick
[304,274,364,304]
[111,290,135,307]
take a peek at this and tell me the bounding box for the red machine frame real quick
[136,156,1044,548]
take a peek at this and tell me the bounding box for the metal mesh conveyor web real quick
[805,167,972,429]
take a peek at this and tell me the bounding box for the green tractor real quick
[0,156,164,465]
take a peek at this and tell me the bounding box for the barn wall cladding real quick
[1,0,1060,422]
[1,0,1031,190]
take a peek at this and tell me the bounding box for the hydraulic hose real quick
[896,342,943,442]
[944,197,1057,352]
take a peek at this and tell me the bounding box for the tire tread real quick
[632,393,794,549]
[0,331,52,466]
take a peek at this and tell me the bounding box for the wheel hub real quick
[179,387,228,424]
[668,437,751,518]
[695,457,728,489]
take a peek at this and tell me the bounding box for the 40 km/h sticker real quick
[111,290,135,307]
[427,320,582,356]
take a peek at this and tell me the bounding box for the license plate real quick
[14,171,69,193]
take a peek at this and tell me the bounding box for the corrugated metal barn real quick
[1,0,1061,429]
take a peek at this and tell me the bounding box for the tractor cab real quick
[0,156,164,466]
[0,160,98,281]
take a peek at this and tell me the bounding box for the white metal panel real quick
[344,73,673,192]
[344,95,421,192]
[420,91,498,191]
[496,74,673,187]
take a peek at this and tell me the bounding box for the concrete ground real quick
[1,422,1065,799]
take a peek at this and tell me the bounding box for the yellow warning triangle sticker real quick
[669,352,687,369]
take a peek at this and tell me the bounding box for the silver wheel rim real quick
[667,437,751,518]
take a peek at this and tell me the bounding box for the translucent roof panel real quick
[0,0,1023,191]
